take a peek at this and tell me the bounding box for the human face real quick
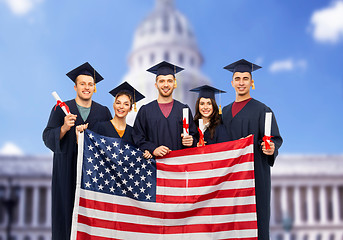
[155,74,175,98]
[231,72,253,98]
[198,97,213,120]
[113,94,132,119]
[74,75,95,101]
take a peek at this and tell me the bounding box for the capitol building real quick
[1,0,342,239]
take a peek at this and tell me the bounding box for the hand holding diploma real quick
[197,119,205,147]
[52,91,77,139]
[181,108,193,147]
[262,112,275,155]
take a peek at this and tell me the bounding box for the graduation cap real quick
[109,81,145,112]
[66,62,103,92]
[147,61,184,76]
[190,85,226,114]
[223,59,262,74]
[189,85,226,100]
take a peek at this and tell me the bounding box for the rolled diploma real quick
[264,112,272,138]
[52,91,70,116]
[198,119,204,133]
[183,108,189,136]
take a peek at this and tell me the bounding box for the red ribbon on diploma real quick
[54,100,70,114]
[197,127,205,146]
[183,118,189,134]
[262,135,273,150]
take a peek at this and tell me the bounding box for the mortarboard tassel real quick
[252,82,255,90]
[93,69,97,93]
[134,89,137,112]
[219,105,222,115]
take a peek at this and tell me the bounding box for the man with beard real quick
[133,61,197,158]
[42,62,112,239]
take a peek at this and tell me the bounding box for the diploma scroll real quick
[52,91,71,116]
[198,119,205,146]
[182,108,189,136]
[263,112,273,150]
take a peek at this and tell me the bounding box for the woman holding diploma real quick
[222,59,283,240]
[190,85,229,146]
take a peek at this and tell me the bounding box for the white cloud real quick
[269,59,307,73]
[3,0,43,16]
[0,142,24,156]
[310,1,343,44]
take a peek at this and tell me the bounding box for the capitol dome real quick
[122,0,210,124]
[129,0,203,69]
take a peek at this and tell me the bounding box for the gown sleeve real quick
[132,106,158,153]
[42,106,65,153]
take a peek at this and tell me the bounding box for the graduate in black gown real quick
[222,59,283,240]
[133,61,198,158]
[77,82,145,145]
[42,62,112,240]
[190,85,229,146]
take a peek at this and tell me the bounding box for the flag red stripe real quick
[157,170,255,188]
[156,187,256,204]
[160,137,254,159]
[77,231,120,240]
[78,214,258,234]
[79,197,257,219]
[157,153,253,172]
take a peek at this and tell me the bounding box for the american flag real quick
[71,129,257,240]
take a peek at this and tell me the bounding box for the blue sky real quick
[0,0,342,155]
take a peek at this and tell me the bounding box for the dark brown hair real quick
[193,97,221,139]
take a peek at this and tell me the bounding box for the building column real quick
[331,185,340,224]
[46,186,52,227]
[32,186,40,227]
[281,186,289,220]
[319,185,328,224]
[270,186,276,226]
[17,186,26,227]
[293,186,302,226]
[306,186,315,225]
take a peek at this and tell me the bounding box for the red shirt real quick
[232,98,252,118]
[158,100,174,118]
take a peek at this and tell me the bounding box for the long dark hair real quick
[194,97,221,139]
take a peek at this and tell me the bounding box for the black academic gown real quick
[42,99,112,240]
[222,98,282,240]
[203,124,230,145]
[133,100,198,154]
[93,121,134,144]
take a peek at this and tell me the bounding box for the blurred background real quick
[0,0,342,239]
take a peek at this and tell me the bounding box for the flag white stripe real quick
[157,161,254,180]
[158,144,253,165]
[76,222,258,240]
[156,179,255,196]
[80,190,256,212]
[78,207,257,226]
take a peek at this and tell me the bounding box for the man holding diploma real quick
[133,61,197,157]
[42,62,112,240]
[222,59,283,240]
